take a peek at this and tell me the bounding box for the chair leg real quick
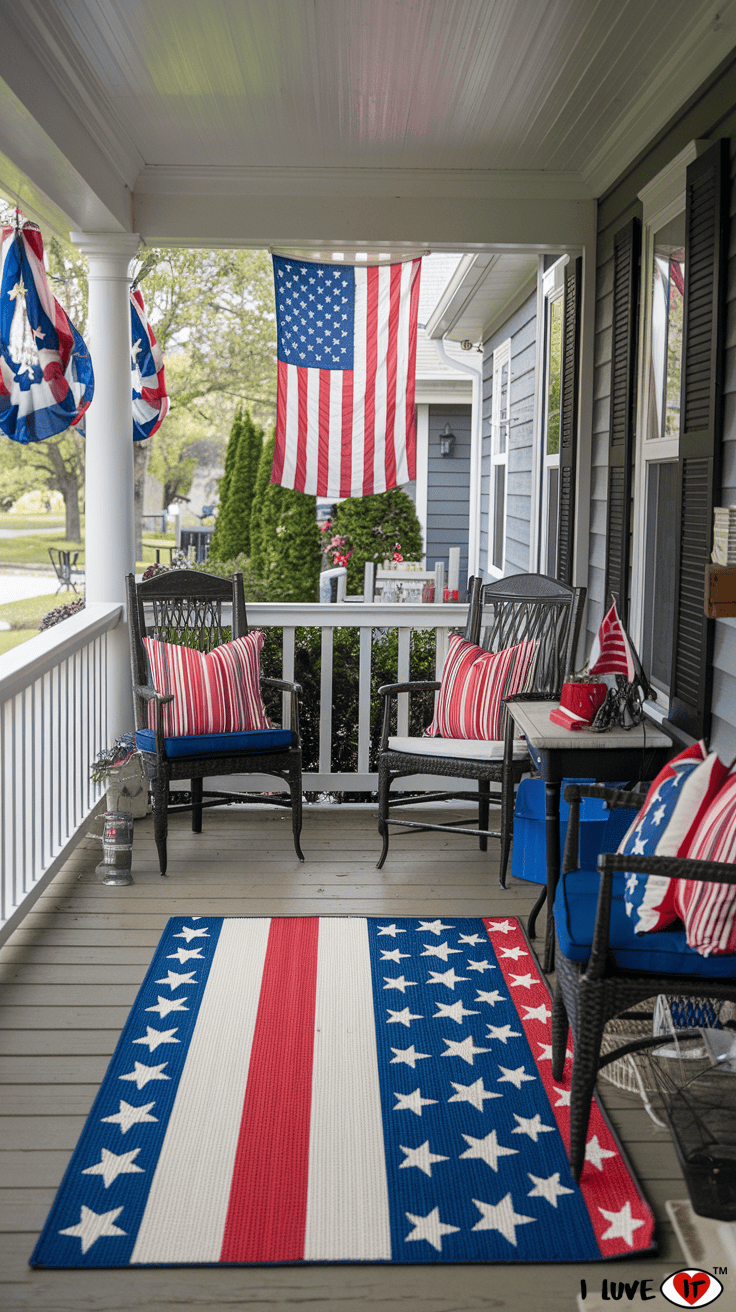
[191,777,203,833]
[551,983,570,1080]
[289,761,304,862]
[152,777,170,877]
[568,991,606,1182]
[499,771,515,889]
[478,778,490,852]
[376,757,391,870]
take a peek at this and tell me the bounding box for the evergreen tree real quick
[208,404,242,558]
[332,487,423,592]
[250,432,322,601]
[209,409,263,561]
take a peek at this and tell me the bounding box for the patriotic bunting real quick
[130,288,169,442]
[272,254,422,498]
[0,216,93,443]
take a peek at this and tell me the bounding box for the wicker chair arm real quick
[378,680,441,697]
[262,676,303,695]
[600,852,736,885]
[133,684,174,705]
[563,783,645,810]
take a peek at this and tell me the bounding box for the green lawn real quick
[0,533,84,568]
[0,593,60,629]
[0,628,39,655]
[0,512,65,532]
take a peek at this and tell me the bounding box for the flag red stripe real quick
[363,266,379,496]
[294,368,309,493]
[273,360,288,484]
[220,917,319,1262]
[383,263,401,491]
[340,371,354,498]
[405,260,421,479]
[317,369,331,496]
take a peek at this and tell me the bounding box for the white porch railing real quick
[223,599,469,792]
[0,603,123,945]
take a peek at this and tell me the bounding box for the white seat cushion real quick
[387,735,530,761]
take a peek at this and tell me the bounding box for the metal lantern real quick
[439,422,455,457]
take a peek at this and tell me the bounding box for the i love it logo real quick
[660,1270,724,1307]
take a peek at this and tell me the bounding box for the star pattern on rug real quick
[386,1006,423,1028]
[404,1206,460,1251]
[59,1205,126,1254]
[442,1035,491,1065]
[393,1087,438,1117]
[82,1147,144,1190]
[433,999,479,1024]
[460,1129,518,1171]
[390,1044,431,1068]
[101,1099,158,1135]
[399,1140,449,1176]
[119,1061,170,1090]
[471,1194,536,1245]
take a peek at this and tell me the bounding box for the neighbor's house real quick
[426,61,736,762]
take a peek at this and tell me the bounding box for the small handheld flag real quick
[0,215,93,444]
[130,289,169,442]
[272,254,422,498]
[588,601,638,682]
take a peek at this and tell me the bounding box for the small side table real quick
[504,699,673,972]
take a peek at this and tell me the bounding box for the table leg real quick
[543,779,560,973]
[527,886,547,940]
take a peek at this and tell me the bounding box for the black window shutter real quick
[556,256,581,584]
[604,218,641,625]
[668,138,730,741]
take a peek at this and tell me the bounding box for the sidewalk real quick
[0,571,60,605]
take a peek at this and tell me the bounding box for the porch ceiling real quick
[0,0,732,246]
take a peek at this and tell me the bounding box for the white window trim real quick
[630,141,703,715]
[539,258,568,576]
[487,338,511,578]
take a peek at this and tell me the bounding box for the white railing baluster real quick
[358,626,372,773]
[397,627,411,737]
[319,626,334,776]
[282,626,296,730]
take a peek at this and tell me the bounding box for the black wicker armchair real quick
[552,781,736,1181]
[376,573,586,873]
[126,569,304,875]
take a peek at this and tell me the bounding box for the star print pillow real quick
[620,745,730,934]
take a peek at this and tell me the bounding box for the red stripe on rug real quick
[483,917,654,1257]
[220,917,319,1262]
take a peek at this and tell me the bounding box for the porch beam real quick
[71,231,141,740]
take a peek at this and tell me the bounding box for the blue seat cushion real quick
[553,867,736,977]
[135,728,295,759]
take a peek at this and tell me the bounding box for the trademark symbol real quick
[714,1267,727,1276]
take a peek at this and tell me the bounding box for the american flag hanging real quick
[130,289,169,442]
[272,255,422,498]
[0,217,93,444]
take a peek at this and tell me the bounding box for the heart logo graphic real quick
[672,1272,712,1305]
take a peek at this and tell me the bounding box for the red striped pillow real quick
[426,634,537,742]
[674,771,736,956]
[144,632,270,738]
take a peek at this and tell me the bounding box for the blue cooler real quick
[511,778,632,885]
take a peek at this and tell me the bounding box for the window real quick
[539,260,566,576]
[488,339,510,575]
[631,145,696,708]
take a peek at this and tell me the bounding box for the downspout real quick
[431,338,484,579]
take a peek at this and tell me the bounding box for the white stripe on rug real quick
[131,918,271,1265]
[304,917,391,1260]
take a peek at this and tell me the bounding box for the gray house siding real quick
[481,292,537,578]
[426,403,471,594]
[588,54,736,758]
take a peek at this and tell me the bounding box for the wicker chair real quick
[126,569,304,875]
[375,573,586,872]
[552,781,736,1181]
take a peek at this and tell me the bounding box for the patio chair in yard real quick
[48,546,83,593]
[375,572,585,872]
[552,779,736,1182]
[126,568,304,875]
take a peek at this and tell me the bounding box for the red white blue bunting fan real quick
[0,215,94,443]
[130,288,169,442]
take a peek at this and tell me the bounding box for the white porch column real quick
[71,231,141,738]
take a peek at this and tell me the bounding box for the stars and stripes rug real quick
[31,916,654,1268]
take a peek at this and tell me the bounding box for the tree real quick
[250,432,322,601]
[209,409,263,560]
[332,488,423,592]
[208,404,242,559]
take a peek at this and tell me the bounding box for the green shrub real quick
[249,432,321,602]
[210,409,263,561]
[332,488,423,593]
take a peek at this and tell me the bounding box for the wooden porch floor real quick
[0,802,692,1311]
